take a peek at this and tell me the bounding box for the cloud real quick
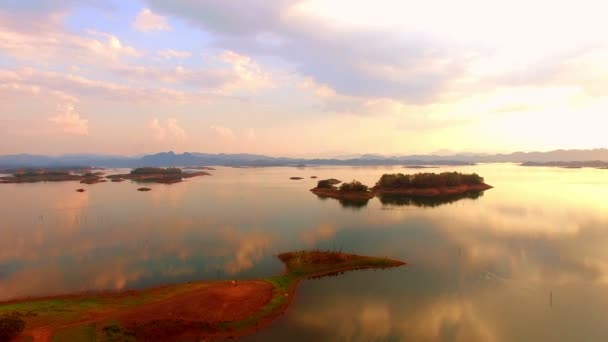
[49,103,89,135]
[299,76,336,98]
[133,8,170,32]
[150,118,188,141]
[1,67,196,104]
[209,125,235,139]
[143,0,469,104]
[216,50,272,93]
[166,118,187,140]
[0,21,142,63]
[157,49,192,59]
[143,0,608,108]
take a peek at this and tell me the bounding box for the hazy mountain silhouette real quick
[1,148,607,169]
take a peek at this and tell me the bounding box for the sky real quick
[1,0,607,157]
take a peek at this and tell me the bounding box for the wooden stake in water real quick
[550,291,553,308]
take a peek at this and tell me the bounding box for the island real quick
[289,177,304,180]
[521,161,608,169]
[372,172,492,197]
[309,172,493,208]
[106,167,210,184]
[184,166,216,171]
[311,179,375,200]
[0,251,404,341]
[0,169,104,184]
[80,172,107,184]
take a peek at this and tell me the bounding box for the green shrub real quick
[317,180,335,188]
[339,180,369,192]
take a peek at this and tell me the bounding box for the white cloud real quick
[157,49,192,59]
[150,118,187,141]
[299,76,336,98]
[216,50,272,93]
[209,125,235,139]
[133,8,170,32]
[49,103,89,135]
[0,22,142,64]
[149,118,166,141]
[166,118,187,140]
[1,67,196,104]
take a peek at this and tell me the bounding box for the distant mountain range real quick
[1,149,607,169]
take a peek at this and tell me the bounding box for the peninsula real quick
[0,251,404,341]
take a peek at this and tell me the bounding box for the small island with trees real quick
[310,172,492,202]
[106,167,210,184]
[311,179,375,200]
[372,172,492,196]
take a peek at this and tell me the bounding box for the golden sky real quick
[1,0,607,156]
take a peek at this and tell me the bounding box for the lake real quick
[1,164,607,341]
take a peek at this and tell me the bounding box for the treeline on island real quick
[375,172,484,189]
[310,171,492,208]
[316,172,485,193]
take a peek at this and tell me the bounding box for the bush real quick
[316,179,336,188]
[0,314,25,341]
[339,180,369,192]
[376,172,484,189]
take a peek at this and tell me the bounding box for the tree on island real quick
[338,180,369,192]
[375,172,484,189]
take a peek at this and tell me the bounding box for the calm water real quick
[1,164,608,341]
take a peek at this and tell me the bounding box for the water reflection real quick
[2,165,608,341]
[314,191,485,209]
[377,191,484,207]
[313,194,371,210]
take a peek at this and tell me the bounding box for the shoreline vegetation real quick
[311,172,493,203]
[0,251,404,341]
